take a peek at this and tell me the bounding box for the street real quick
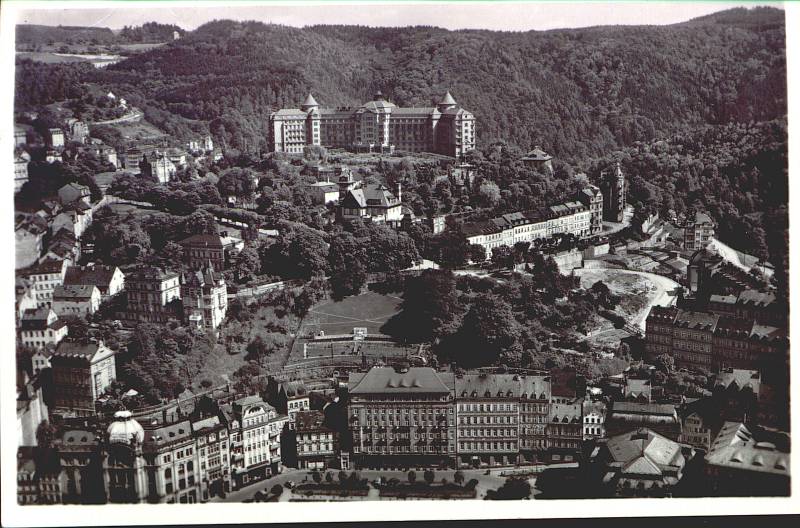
[211,466,526,502]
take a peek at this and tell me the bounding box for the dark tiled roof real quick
[179,234,224,248]
[64,265,121,291]
[53,284,98,300]
[611,402,677,417]
[455,374,520,399]
[349,367,451,394]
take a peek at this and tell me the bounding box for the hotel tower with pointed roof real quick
[269,90,476,158]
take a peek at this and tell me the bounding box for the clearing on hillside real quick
[301,291,403,337]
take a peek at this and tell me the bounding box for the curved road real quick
[573,267,680,332]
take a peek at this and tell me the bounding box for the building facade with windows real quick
[123,267,181,324]
[191,415,231,500]
[228,396,288,488]
[19,307,68,350]
[454,374,521,468]
[269,91,476,158]
[180,265,228,333]
[600,162,626,222]
[348,367,456,468]
[295,410,338,470]
[50,340,116,417]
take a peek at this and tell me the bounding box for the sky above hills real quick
[14,1,782,32]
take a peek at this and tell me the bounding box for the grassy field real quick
[108,119,167,142]
[301,292,402,337]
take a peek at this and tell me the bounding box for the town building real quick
[47,128,65,148]
[591,428,689,497]
[57,429,105,504]
[15,213,47,269]
[583,401,606,440]
[17,448,39,505]
[672,310,719,371]
[349,367,456,468]
[19,308,68,350]
[546,403,583,463]
[645,306,787,375]
[277,380,310,430]
[51,201,93,239]
[140,152,177,183]
[576,184,604,235]
[17,370,49,447]
[22,257,68,308]
[454,374,520,467]
[67,119,89,144]
[15,155,29,192]
[191,415,231,500]
[50,340,116,417]
[42,228,81,266]
[306,181,341,205]
[123,267,181,324]
[684,211,715,252]
[295,410,338,470]
[180,264,228,333]
[179,234,226,272]
[15,125,28,146]
[269,91,476,158]
[337,183,404,223]
[64,264,125,300]
[226,396,288,488]
[518,375,552,462]
[86,139,119,168]
[599,162,626,222]
[32,349,54,374]
[521,146,554,174]
[52,284,102,319]
[16,278,38,326]
[463,202,593,260]
[605,402,681,441]
[704,421,790,496]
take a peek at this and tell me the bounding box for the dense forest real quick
[16,22,183,47]
[70,7,787,158]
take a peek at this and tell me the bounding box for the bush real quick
[465,479,479,491]
[271,484,283,496]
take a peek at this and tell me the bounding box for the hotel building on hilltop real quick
[269,91,476,158]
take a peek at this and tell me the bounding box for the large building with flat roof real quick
[269,91,476,158]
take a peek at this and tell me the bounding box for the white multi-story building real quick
[464,199,593,260]
[52,284,102,318]
[180,265,228,334]
[227,396,288,489]
[19,307,68,350]
[270,91,476,158]
[23,258,68,308]
[582,401,607,440]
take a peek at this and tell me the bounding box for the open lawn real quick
[106,202,164,220]
[106,118,167,141]
[302,292,402,337]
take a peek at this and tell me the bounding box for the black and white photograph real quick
[1,0,797,524]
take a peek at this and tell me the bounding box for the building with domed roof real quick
[269,91,476,157]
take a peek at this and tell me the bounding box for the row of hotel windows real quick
[300,443,333,452]
[459,441,517,451]
[457,428,516,437]
[356,446,452,453]
[457,403,517,412]
[459,416,515,425]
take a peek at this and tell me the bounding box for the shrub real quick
[465,479,479,490]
